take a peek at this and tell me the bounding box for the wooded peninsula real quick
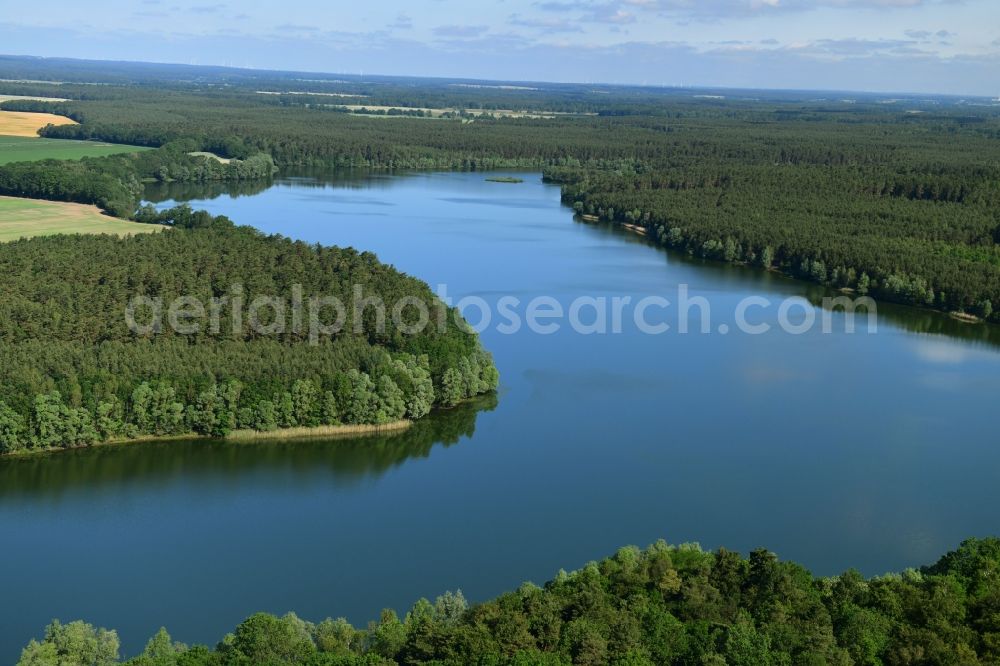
[0,56,998,665]
[1,56,997,322]
[0,208,498,455]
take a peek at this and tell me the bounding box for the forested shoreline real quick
[2,67,998,320]
[0,56,998,451]
[0,139,276,217]
[0,211,498,456]
[2,55,1000,666]
[17,537,1000,665]
[547,165,1000,321]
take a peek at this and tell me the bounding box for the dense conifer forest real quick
[1,56,997,319]
[0,211,498,455]
[0,142,275,217]
[16,537,1000,665]
[2,55,1000,666]
[547,161,1000,319]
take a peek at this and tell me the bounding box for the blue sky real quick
[1,0,998,95]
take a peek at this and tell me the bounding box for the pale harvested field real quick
[0,196,161,241]
[331,104,594,119]
[0,94,70,103]
[0,109,77,137]
[188,151,232,164]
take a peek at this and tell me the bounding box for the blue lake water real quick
[2,170,999,659]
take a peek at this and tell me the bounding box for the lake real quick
[3,170,1000,659]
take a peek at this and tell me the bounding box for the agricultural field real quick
[331,103,592,119]
[0,109,76,137]
[0,135,150,165]
[0,94,70,103]
[0,196,160,241]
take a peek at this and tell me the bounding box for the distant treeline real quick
[0,136,275,216]
[17,537,1000,665]
[0,215,497,455]
[2,73,1000,318]
[2,53,988,113]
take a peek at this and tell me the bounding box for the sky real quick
[0,0,998,96]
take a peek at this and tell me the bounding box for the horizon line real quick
[2,52,997,102]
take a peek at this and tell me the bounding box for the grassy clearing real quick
[227,421,412,441]
[0,196,161,241]
[188,150,231,164]
[0,109,76,137]
[6,421,413,459]
[0,94,70,103]
[257,90,367,99]
[0,135,150,164]
[329,104,592,120]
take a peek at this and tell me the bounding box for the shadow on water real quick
[145,168,537,203]
[146,172,1000,353]
[590,216,1000,351]
[0,395,497,500]
[143,178,276,203]
[4,168,994,662]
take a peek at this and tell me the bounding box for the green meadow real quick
[0,135,150,165]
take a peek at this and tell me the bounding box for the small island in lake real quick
[485,176,524,183]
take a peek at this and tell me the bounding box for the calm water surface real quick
[3,171,1000,659]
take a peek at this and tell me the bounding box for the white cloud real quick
[912,339,970,364]
[540,0,964,21]
[805,37,915,55]
[1,0,995,94]
[388,13,414,30]
[509,14,585,33]
[905,28,955,40]
[432,25,491,38]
